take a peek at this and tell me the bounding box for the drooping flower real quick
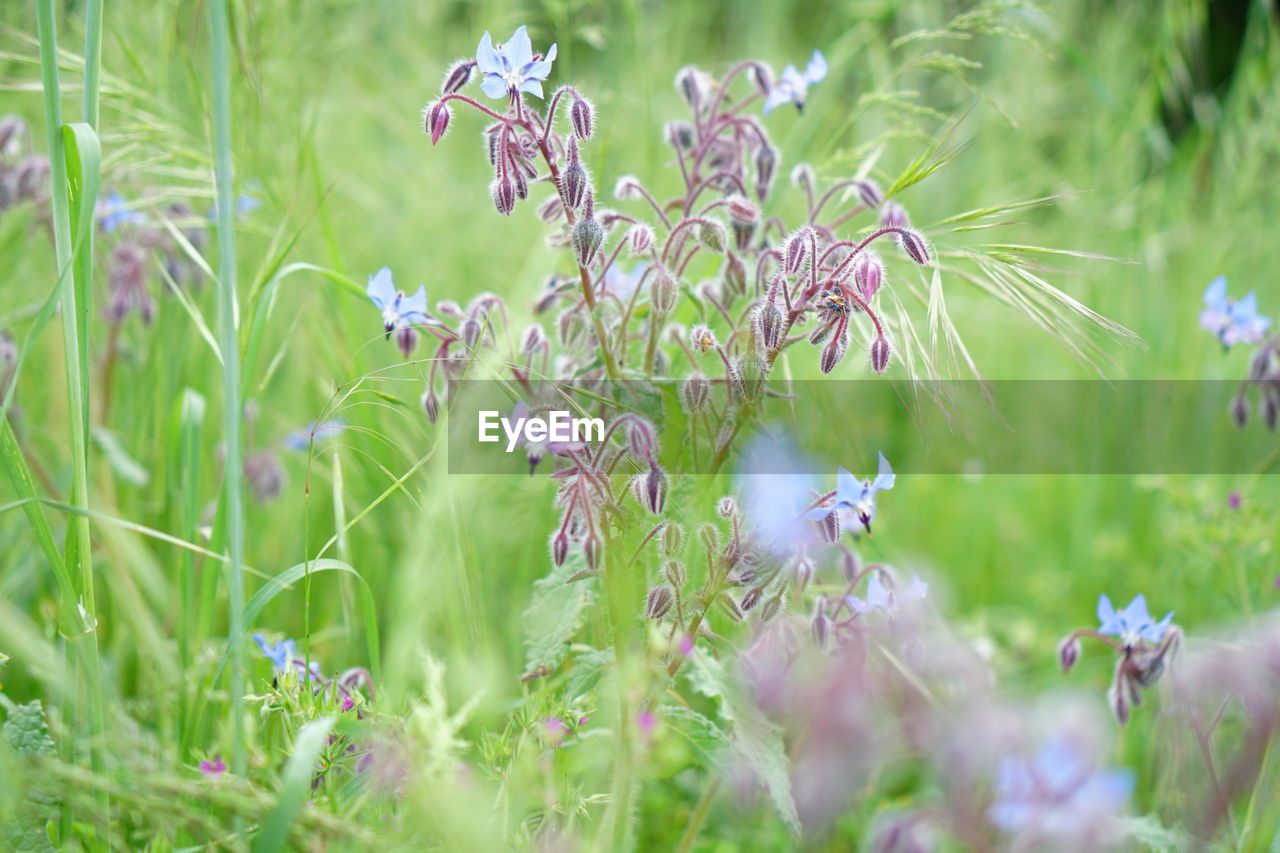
[476,26,558,100]
[989,734,1133,838]
[97,190,146,233]
[762,50,827,115]
[367,267,433,338]
[803,452,895,534]
[845,572,927,615]
[1096,594,1173,647]
[1200,276,1271,348]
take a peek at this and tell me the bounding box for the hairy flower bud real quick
[790,163,815,194]
[650,266,678,314]
[898,229,931,266]
[570,95,594,139]
[664,558,687,587]
[583,532,602,572]
[1108,676,1130,726]
[741,586,763,612]
[491,175,516,215]
[727,196,761,226]
[1057,635,1081,673]
[723,252,747,297]
[697,522,720,555]
[441,60,474,94]
[646,586,674,620]
[558,309,588,349]
[690,324,717,354]
[613,175,641,202]
[817,508,840,543]
[853,253,884,302]
[521,323,546,355]
[665,121,694,151]
[698,219,728,253]
[462,318,483,350]
[784,229,811,275]
[682,371,709,412]
[571,215,604,268]
[756,300,783,350]
[551,530,570,567]
[562,143,589,210]
[638,464,668,514]
[880,202,908,229]
[754,144,778,201]
[674,66,702,106]
[820,331,849,374]
[811,606,830,650]
[855,179,883,210]
[396,326,419,359]
[424,100,451,145]
[627,223,654,256]
[421,388,440,424]
[1229,393,1249,428]
[1264,392,1279,431]
[628,418,658,461]
[870,335,892,374]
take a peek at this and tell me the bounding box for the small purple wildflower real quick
[637,709,656,738]
[97,191,146,233]
[476,26,558,100]
[367,267,433,338]
[762,50,827,115]
[1200,276,1271,348]
[199,756,227,779]
[1096,594,1173,647]
[1227,491,1242,511]
[989,734,1133,837]
[803,452,895,535]
[544,717,567,744]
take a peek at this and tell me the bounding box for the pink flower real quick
[199,756,226,779]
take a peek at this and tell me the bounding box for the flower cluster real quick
[1202,276,1279,429]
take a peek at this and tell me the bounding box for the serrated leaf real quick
[660,704,730,772]
[685,651,801,837]
[3,701,55,756]
[522,556,595,675]
[564,647,612,701]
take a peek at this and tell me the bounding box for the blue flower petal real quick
[480,73,509,100]
[367,267,396,310]
[504,25,534,69]
[476,32,502,75]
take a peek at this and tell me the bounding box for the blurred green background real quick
[0,0,1278,847]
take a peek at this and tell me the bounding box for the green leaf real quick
[660,703,730,772]
[90,426,150,487]
[522,555,595,676]
[1116,815,1195,852]
[685,650,801,838]
[564,647,612,701]
[3,701,55,756]
[252,715,336,853]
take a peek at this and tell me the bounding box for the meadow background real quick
[0,0,1278,849]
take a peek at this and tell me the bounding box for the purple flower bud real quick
[898,229,931,266]
[717,496,738,518]
[244,449,284,503]
[727,196,761,225]
[583,532,602,572]
[820,331,849,374]
[491,175,516,215]
[646,586,674,620]
[732,220,757,253]
[441,59,474,94]
[699,219,728,253]
[811,606,830,650]
[1057,635,1081,673]
[462,318,483,350]
[754,145,778,201]
[551,530,570,567]
[808,319,834,346]
[643,466,668,514]
[1108,676,1131,726]
[750,63,773,96]
[664,557,687,587]
[424,101,451,145]
[853,254,883,302]
[759,595,782,623]
[682,372,709,413]
[650,267,678,314]
[512,167,529,201]
[627,223,654,255]
[665,121,695,151]
[558,309,587,349]
[1230,393,1250,428]
[570,95,594,140]
[880,202,908,229]
[520,323,546,355]
[840,549,861,582]
[537,195,564,223]
[784,229,811,275]
[674,66,701,106]
[723,252,747,296]
[817,508,840,543]
[741,586,763,611]
[562,139,588,210]
[396,326,419,359]
[855,180,883,209]
[690,324,717,353]
[571,216,604,268]
[870,335,892,374]
[1264,392,1278,431]
[628,418,658,461]
[756,300,783,350]
[422,388,440,424]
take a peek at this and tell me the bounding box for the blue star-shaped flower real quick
[845,572,927,615]
[735,434,820,554]
[253,633,297,671]
[98,191,147,233]
[803,451,895,534]
[367,267,433,338]
[989,734,1133,835]
[476,25,558,100]
[1096,594,1173,647]
[1200,276,1271,348]
[763,51,827,115]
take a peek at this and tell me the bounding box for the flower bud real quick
[491,175,516,215]
[613,175,641,202]
[1057,635,1081,673]
[664,558,686,587]
[424,100,451,145]
[698,219,728,253]
[421,388,440,424]
[646,586,674,620]
[583,532,602,572]
[840,549,861,583]
[811,606,830,651]
[783,229,810,275]
[722,252,747,297]
[820,331,849,374]
[741,586,763,611]
[817,508,840,543]
[756,300,783,350]
[396,326,419,359]
[651,266,678,314]
[853,253,883,302]
[571,216,604,268]
[627,223,654,256]
[749,63,773,96]
[1264,392,1278,431]
[635,465,667,515]
[1230,393,1249,428]
[537,195,564,223]
[570,95,594,139]
[512,167,529,201]
[551,530,570,567]
[562,150,589,210]
[441,60,474,94]
[665,121,694,151]
[682,372,709,413]
[898,229,931,266]
[1108,677,1130,726]
[717,496,738,518]
[754,144,778,201]
[808,319,834,346]
[697,522,720,555]
[880,202,908,229]
[628,418,658,461]
[790,163,815,194]
[727,196,761,226]
[674,66,703,106]
[521,323,546,355]
[462,318,483,350]
[732,220,757,253]
[870,335,892,374]
[855,179,883,210]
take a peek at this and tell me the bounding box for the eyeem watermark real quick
[478,409,605,452]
